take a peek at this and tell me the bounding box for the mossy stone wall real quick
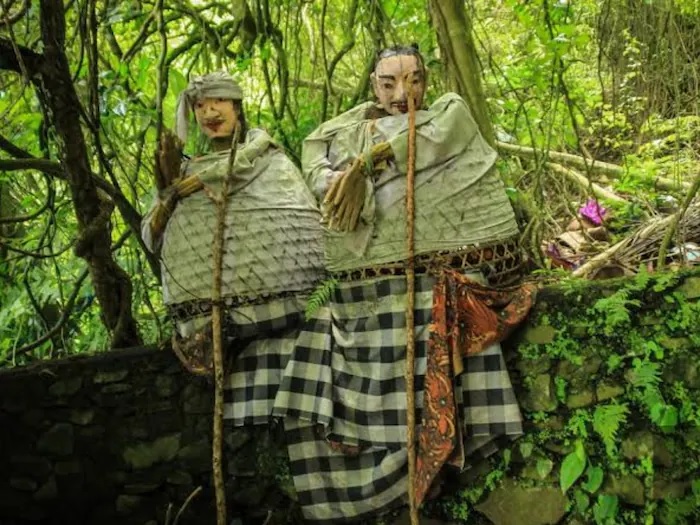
[1,270,699,525]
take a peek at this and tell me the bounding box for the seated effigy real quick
[142,72,325,425]
[273,45,535,522]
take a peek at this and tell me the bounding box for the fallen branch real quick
[497,141,622,175]
[572,201,700,279]
[571,213,676,278]
[546,162,627,204]
[657,169,700,267]
[497,141,690,191]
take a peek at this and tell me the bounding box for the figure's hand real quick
[158,185,180,214]
[321,142,395,232]
[323,157,366,231]
[149,185,180,248]
[155,129,184,191]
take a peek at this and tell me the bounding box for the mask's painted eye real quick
[383,83,393,89]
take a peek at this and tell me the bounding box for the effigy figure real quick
[142,72,325,426]
[273,46,535,522]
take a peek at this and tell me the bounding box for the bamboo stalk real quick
[210,124,242,525]
[497,141,690,191]
[405,77,419,525]
[545,162,627,204]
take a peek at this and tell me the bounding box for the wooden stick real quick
[545,162,627,204]
[405,77,419,525]
[210,124,242,525]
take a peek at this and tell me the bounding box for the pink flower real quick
[579,199,607,226]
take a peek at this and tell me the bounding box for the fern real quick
[593,403,629,456]
[628,359,678,429]
[629,358,661,389]
[305,277,339,320]
[592,289,641,335]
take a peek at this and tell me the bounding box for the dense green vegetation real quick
[426,270,700,525]
[1,0,699,363]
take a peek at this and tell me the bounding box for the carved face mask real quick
[371,54,426,116]
[175,72,243,144]
[193,98,238,139]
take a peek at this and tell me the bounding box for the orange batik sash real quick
[414,269,536,506]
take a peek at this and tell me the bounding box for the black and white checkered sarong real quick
[211,296,306,426]
[272,274,523,523]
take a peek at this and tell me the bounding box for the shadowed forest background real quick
[1,0,700,364]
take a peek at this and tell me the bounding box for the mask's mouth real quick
[392,102,409,113]
[204,119,225,131]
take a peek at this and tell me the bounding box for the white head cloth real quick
[175,71,244,143]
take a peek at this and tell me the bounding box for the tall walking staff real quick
[405,72,420,525]
[208,123,242,525]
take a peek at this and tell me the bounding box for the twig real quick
[405,75,419,525]
[155,0,168,141]
[173,486,203,525]
[209,124,242,525]
[545,162,627,203]
[3,231,132,361]
[1,0,30,25]
[657,170,700,268]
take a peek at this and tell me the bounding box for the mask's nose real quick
[201,103,220,120]
[392,82,406,103]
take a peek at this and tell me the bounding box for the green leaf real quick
[560,440,586,494]
[593,494,619,524]
[582,465,604,493]
[536,458,553,480]
[519,442,534,459]
[169,69,188,99]
[652,404,678,430]
[574,489,590,513]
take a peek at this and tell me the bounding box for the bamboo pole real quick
[210,124,242,525]
[545,162,627,204]
[497,141,690,191]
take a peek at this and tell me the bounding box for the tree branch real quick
[0,132,33,158]
[0,36,44,76]
[0,158,63,175]
[1,0,31,25]
[5,230,132,361]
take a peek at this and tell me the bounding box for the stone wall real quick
[0,348,294,525]
[1,270,700,525]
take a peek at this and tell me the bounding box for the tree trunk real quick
[428,0,495,146]
[39,0,141,348]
